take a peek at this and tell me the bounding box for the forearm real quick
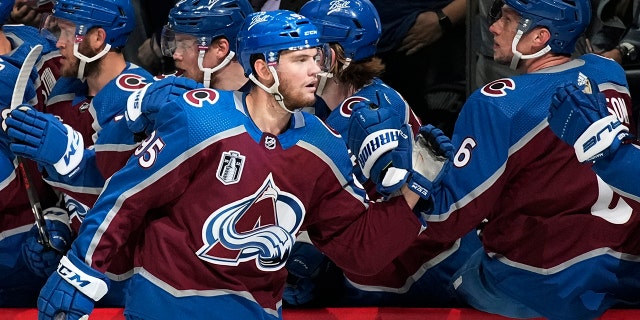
[442,0,466,25]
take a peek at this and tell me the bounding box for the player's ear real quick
[533,27,551,50]
[253,58,274,85]
[210,38,230,59]
[89,27,108,51]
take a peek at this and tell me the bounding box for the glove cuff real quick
[58,253,110,301]
[573,115,629,162]
[53,125,84,176]
[126,84,150,123]
[357,129,401,178]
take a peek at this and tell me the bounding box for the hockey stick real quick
[10,44,63,254]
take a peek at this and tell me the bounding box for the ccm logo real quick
[58,265,91,288]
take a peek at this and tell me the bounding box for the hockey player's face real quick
[172,34,203,82]
[489,6,520,64]
[48,18,99,77]
[275,48,322,109]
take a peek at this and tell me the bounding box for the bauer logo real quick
[217,150,245,185]
[358,129,401,169]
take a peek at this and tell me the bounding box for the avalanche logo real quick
[116,74,148,91]
[64,194,89,224]
[481,78,515,97]
[197,174,305,271]
[339,96,367,117]
[184,88,219,108]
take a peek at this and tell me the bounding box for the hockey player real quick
[0,0,70,307]
[281,0,482,307]
[4,0,154,307]
[35,10,453,320]
[350,0,640,318]
[548,80,640,199]
[125,0,254,135]
[160,0,252,90]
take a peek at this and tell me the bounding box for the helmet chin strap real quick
[509,23,552,70]
[74,43,111,80]
[315,57,350,95]
[198,48,236,88]
[315,71,333,95]
[249,66,301,114]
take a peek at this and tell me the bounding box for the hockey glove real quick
[348,101,454,198]
[38,251,110,320]
[22,207,72,278]
[383,124,454,199]
[347,101,404,189]
[548,81,632,163]
[284,241,330,305]
[125,76,203,134]
[4,106,84,176]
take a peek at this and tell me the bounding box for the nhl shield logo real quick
[217,151,245,185]
[265,136,277,150]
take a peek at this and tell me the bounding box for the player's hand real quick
[283,242,329,306]
[22,207,72,278]
[548,81,632,163]
[347,101,404,193]
[4,105,84,176]
[125,76,204,134]
[38,251,110,320]
[348,101,454,198]
[386,124,454,199]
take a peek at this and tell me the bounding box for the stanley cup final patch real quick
[217,150,246,185]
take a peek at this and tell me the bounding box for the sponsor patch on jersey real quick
[217,150,245,185]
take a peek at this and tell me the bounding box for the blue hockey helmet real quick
[502,0,591,55]
[0,0,15,25]
[52,0,135,48]
[166,0,253,53]
[236,10,323,77]
[299,0,381,61]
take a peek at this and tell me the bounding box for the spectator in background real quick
[588,0,640,132]
[370,0,467,137]
[131,0,177,75]
[6,0,52,26]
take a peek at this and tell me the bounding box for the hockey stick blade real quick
[11,44,42,109]
[11,44,63,254]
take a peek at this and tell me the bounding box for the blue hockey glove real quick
[22,207,72,278]
[284,241,329,306]
[126,76,203,134]
[4,106,84,176]
[38,251,110,320]
[347,101,404,188]
[348,101,454,198]
[383,124,454,199]
[548,80,632,163]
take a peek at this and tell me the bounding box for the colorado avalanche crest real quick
[197,174,305,271]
